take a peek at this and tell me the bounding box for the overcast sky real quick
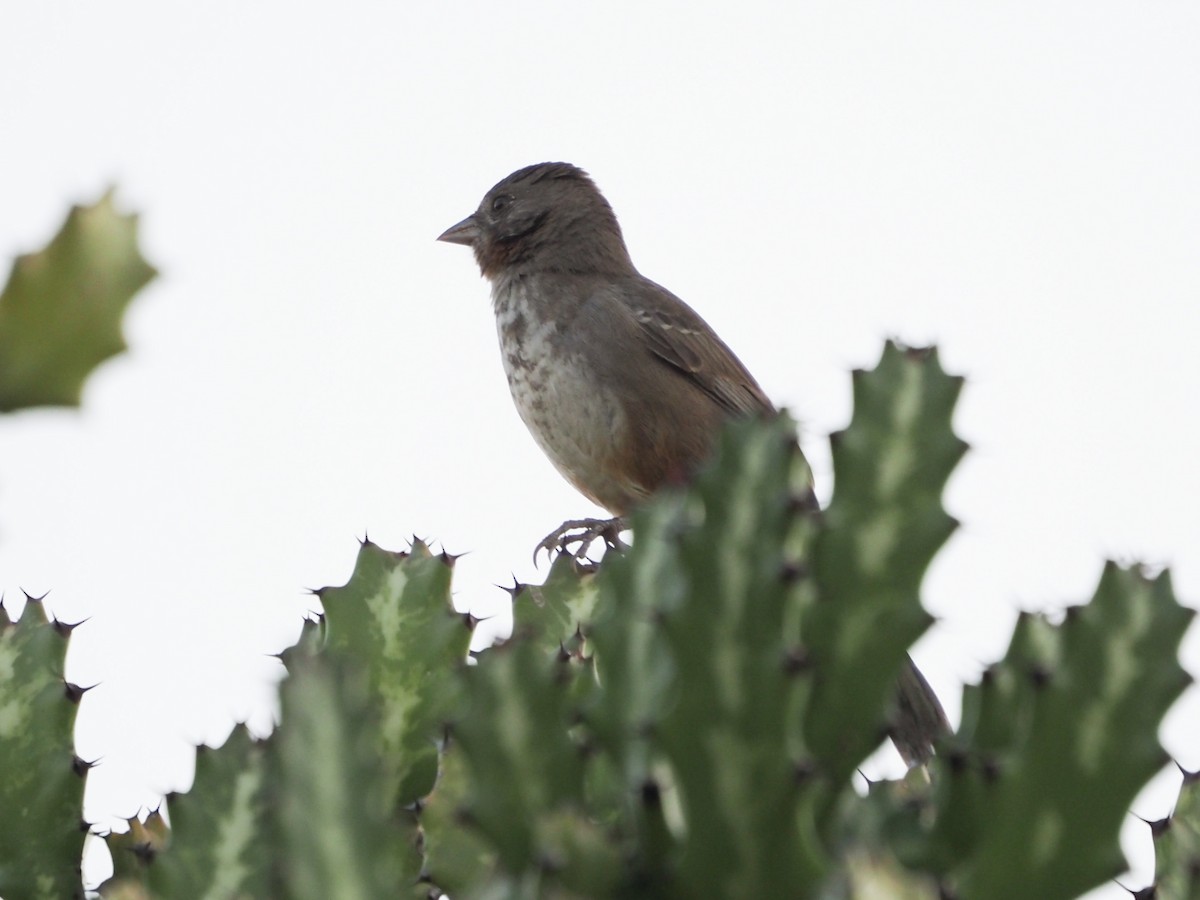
[2,3,1198,895]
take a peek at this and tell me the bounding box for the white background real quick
[2,3,1197,896]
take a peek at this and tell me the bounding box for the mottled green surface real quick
[805,343,964,784]
[273,655,423,899]
[935,566,1193,899]
[7,342,1191,899]
[0,597,88,900]
[316,539,470,806]
[0,192,156,411]
[1153,768,1200,899]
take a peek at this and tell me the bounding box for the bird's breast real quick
[490,276,637,513]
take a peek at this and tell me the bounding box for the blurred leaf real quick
[0,597,88,899]
[805,342,963,782]
[1153,767,1200,899]
[273,654,423,899]
[420,740,496,895]
[145,725,272,898]
[0,191,156,411]
[941,565,1194,899]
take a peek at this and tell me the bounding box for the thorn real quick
[22,589,50,604]
[788,490,820,515]
[792,759,816,785]
[131,842,157,864]
[461,612,478,630]
[498,576,526,598]
[64,682,96,703]
[781,645,809,675]
[72,756,96,777]
[53,617,88,636]
[1139,814,1171,839]
[1029,664,1052,688]
[304,586,325,597]
[439,549,466,566]
[980,755,1002,783]
[944,747,969,774]
[640,778,661,807]
[779,561,807,584]
[902,344,935,362]
[1177,762,1200,784]
[454,805,477,828]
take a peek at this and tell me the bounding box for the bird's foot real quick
[534,516,629,565]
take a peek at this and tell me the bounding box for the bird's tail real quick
[890,654,952,767]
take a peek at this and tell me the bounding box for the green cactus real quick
[804,345,963,783]
[0,191,156,412]
[99,540,469,898]
[927,565,1193,899]
[2,340,1194,900]
[418,738,495,895]
[140,725,272,897]
[311,538,472,808]
[0,596,90,900]
[1151,767,1200,898]
[272,653,426,898]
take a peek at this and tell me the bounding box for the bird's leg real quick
[534,516,629,564]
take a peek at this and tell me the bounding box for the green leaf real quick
[314,539,471,806]
[581,415,827,897]
[453,639,586,875]
[101,810,167,893]
[419,741,496,895]
[805,342,963,780]
[653,417,825,897]
[133,725,273,899]
[273,654,423,899]
[512,554,601,656]
[1153,767,1200,899]
[0,597,88,900]
[944,565,1194,900]
[0,191,156,412]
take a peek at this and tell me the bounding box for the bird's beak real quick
[436,215,480,246]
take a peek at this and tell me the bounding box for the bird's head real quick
[438,162,634,279]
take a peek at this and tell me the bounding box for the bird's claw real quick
[534,517,629,565]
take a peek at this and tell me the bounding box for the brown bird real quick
[438,162,949,765]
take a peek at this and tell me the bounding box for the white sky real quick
[2,3,1197,896]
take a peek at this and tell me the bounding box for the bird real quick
[437,161,949,765]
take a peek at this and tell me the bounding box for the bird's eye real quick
[491,194,512,213]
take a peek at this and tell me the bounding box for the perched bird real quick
[438,162,949,765]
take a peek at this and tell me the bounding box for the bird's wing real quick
[625,279,775,417]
